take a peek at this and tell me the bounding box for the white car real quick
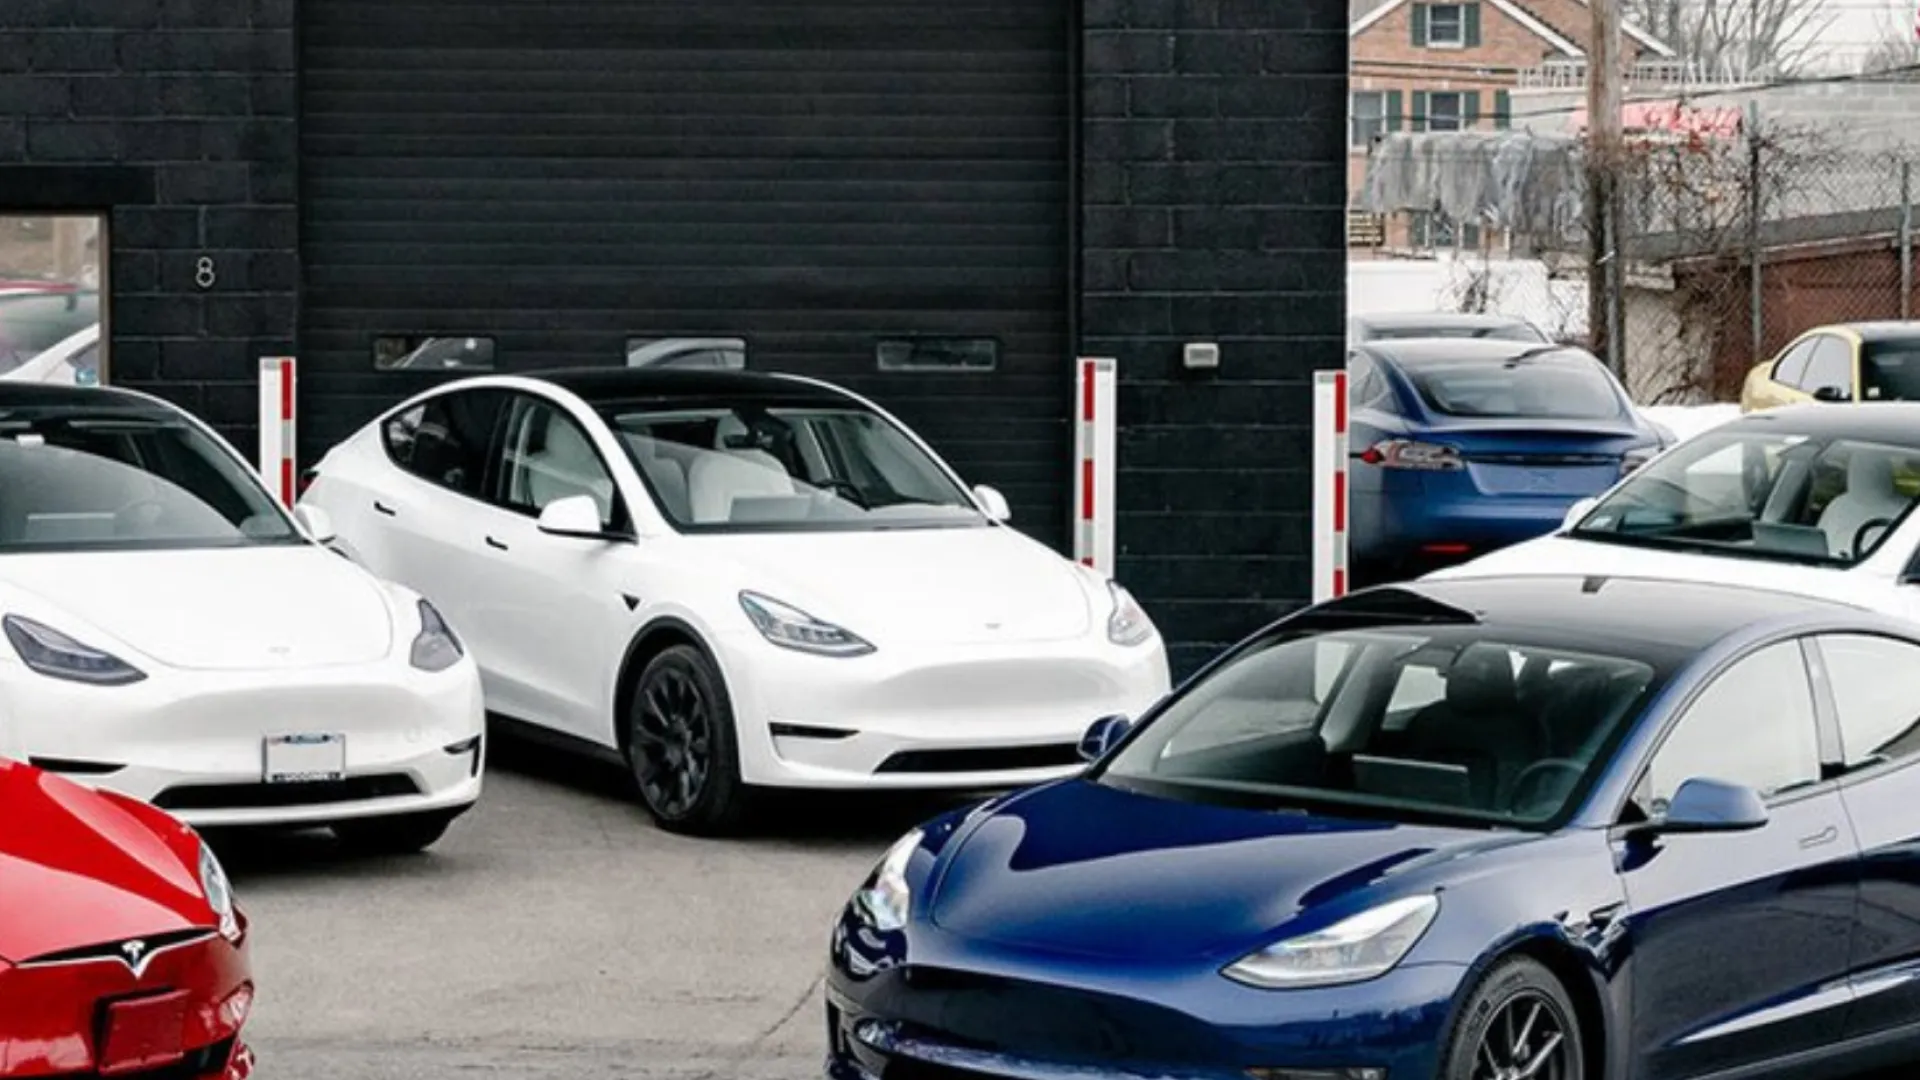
[0,383,486,852]
[1427,403,1920,623]
[299,368,1173,835]
[1,321,99,386]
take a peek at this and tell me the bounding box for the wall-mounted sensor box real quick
[1183,342,1220,370]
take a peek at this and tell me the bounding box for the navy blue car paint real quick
[825,577,1920,1080]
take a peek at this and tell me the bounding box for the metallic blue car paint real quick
[826,583,1920,1080]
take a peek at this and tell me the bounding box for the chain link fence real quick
[1356,123,1920,404]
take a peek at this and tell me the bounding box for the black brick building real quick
[0,0,1346,675]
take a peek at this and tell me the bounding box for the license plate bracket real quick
[263,732,346,784]
[98,990,189,1076]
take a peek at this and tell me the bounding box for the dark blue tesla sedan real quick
[1348,339,1669,581]
[827,574,1920,1080]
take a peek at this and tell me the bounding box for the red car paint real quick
[0,759,254,1078]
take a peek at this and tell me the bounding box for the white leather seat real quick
[686,416,794,523]
[522,417,613,521]
[1817,451,1910,557]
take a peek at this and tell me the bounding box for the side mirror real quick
[292,503,336,544]
[1812,385,1849,403]
[1647,777,1769,836]
[1561,496,1599,531]
[536,495,610,539]
[1077,714,1133,762]
[973,484,1012,523]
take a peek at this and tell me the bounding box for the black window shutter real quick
[1411,4,1429,46]
[1494,89,1511,129]
[1463,90,1481,127]
[1464,3,1482,46]
[1411,90,1429,132]
[1387,89,1404,131]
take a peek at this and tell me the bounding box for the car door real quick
[345,388,511,629]
[464,391,646,746]
[1810,632,1920,1042]
[1613,638,1860,1080]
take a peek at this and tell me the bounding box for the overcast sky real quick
[1802,0,1911,68]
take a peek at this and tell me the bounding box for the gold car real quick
[1740,321,1920,412]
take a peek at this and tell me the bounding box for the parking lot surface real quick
[215,732,969,1080]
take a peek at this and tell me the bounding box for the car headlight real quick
[410,599,464,672]
[852,828,923,932]
[1107,581,1153,647]
[739,591,874,657]
[1222,894,1439,990]
[198,843,242,944]
[2,615,145,685]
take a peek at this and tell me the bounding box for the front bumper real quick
[2,653,486,828]
[715,629,1172,791]
[825,914,1463,1080]
[0,919,254,1077]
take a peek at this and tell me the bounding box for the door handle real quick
[1799,825,1840,850]
[373,500,396,517]
[484,536,508,551]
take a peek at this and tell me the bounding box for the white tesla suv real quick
[0,383,485,853]
[299,368,1172,835]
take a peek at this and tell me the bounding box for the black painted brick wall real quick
[1079,0,1349,678]
[0,0,298,451]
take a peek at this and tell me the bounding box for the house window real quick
[1411,212,1482,252]
[1352,92,1387,147]
[1427,91,1464,131]
[1428,4,1465,44]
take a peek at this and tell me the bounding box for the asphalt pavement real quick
[215,730,971,1080]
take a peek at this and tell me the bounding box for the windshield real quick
[0,410,300,553]
[1862,341,1920,401]
[1403,352,1623,419]
[1096,624,1660,828]
[598,402,985,533]
[1571,428,1920,565]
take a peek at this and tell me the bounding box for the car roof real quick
[1719,401,1920,447]
[0,383,168,416]
[526,366,854,407]
[1352,311,1531,330]
[1356,338,1591,367]
[1325,574,1866,657]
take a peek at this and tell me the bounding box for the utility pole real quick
[1586,0,1625,375]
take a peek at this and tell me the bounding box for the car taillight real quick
[1357,439,1464,471]
[1621,446,1658,477]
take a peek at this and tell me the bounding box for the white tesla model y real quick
[0,384,485,853]
[300,368,1172,835]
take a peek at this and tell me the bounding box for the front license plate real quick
[98,990,189,1076]
[263,732,346,783]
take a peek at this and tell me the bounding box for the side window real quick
[379,389,506,499]
[1815,634,1920,772]
[1773,339,1817,388]
[1638,641,1821,816]
[1802,336,1854,398]
[496,394,619,528]
[1349,353,1390,409]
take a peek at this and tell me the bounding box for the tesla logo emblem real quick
[120,939,151,975]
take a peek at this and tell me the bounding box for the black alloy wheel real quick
[626,644,750,835]
[1443,956,1584,1080]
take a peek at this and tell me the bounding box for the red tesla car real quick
[0,758,255,1078]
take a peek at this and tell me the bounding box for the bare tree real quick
[1858,5,1920,79]
[1624,0,1836,78]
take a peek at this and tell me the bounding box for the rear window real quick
[1405,354,1622,419]
[1862,341,1920,402]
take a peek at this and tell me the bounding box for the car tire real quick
[624,643,753,836]
[331,809,459,855]
[1439,955,1586,1080]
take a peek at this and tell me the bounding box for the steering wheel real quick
[811,478,869,508]
[1853,517,1895,560]
[1507,758,1584,814]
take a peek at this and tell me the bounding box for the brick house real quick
[1348,0,1674,253]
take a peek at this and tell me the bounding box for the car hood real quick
[927,779,1502,961]
[701,526,1095,645]
[0,761,207,963]
[1429,534,1886,607]
[0,545,396,671]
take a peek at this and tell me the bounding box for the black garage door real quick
[298,0,1074,551]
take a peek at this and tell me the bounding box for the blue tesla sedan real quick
[827,574,1920,1080]
[1349,339,1669,581]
